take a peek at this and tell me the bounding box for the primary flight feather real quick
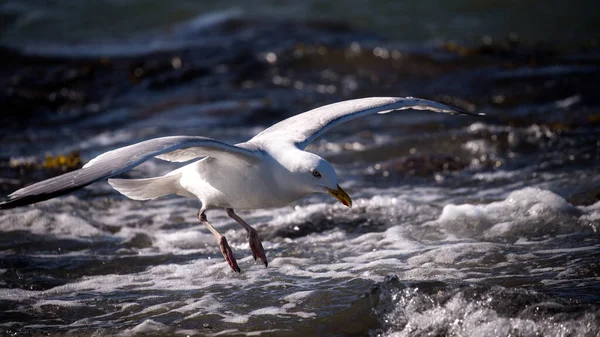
[1,97,481,272]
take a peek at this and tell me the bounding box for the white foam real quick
[248,306,287,316]
[428,187,587,240]
[407,242,503,266]
[248,306,316,319]
[172,295,224,317]
[1,183,597,335]
[381,288,599,337]
[281,290,315,303]
[0,209,102,238]
[126,319,171,334]
[152,228,215,252]
[0,288,42,301]
[221,315,250,324]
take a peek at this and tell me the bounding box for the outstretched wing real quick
[250,97,482,149]
[0,136,261,209]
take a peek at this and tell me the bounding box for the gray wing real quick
[249,97,483,149]
[0,136,261,209]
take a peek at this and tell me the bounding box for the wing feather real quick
[1,136,260,209]
[250,97,482,149]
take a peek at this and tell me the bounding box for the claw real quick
[218,236,240,273]
[248,228,268,267]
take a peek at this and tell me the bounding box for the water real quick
[1,2,600,336]
[1,0,599,47]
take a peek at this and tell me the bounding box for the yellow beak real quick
[327,184,352,208]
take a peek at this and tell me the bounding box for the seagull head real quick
[289,151,352,208]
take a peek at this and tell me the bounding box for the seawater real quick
[1,6,599,337]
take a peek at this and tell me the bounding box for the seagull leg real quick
[198,210,240,273]
[225,208,268,267]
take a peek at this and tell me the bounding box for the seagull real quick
[0,97,481,272]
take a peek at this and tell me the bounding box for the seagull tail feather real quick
[108,174,182,201]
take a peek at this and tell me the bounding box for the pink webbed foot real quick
[248,228,268,267]
[218,236,240,273]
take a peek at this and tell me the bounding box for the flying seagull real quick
[0,97,481,272]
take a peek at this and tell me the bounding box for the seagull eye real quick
[312,170,321,178]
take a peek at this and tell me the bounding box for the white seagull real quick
[0,97,481,272]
